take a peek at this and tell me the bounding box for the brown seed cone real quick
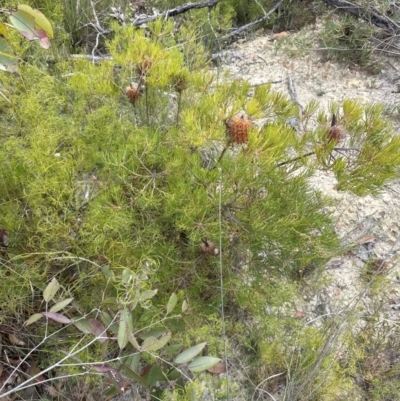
[0,229,9,247]
[125,84,141,103]
[327,125,345,143]
[137,57,153,77]
[172,74,188,93]
[226,115,252,144]
[200,238,219,255]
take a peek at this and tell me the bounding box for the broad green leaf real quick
[174,342,207,364]
[49,297,74,313]
[188,357,221,372]
[101,265,114,279]
[9,5,53,49]
[166,293,177,315]
[121,363,149,389]
[139,327,167,339]
[142,332,171,352]
[0,37,17,72]
[73,318,92,334]
[121,268,132,284]
[141,289,158,300]
[104,386,119,397]
[43,278,60,302]
[118,307,130,349]
[129,334,141,351]
[182,300,188,313]
[100,311,113,327]
[167,369,181,381]
[163,344,182,356]
[121,354,140,372]
[148,366,165,386]
[100,297,118,306]
[18,5,54,38]
[24,313,43,326]
[0,22,8,37]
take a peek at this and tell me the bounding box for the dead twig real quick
[321,0,400,33]
[132,0,220,26]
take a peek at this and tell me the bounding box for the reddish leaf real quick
[107,369,124,392]
[8,333,25,345]
[294,310,306,319]
[9,5,53,49]
[88,318,107,343]
[139,364,152,377]
[42,312,71,324]
[93,364,117,373]
[207,362,227,374]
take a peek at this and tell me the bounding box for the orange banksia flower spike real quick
[125,83,141,103]
[226,115,252,144]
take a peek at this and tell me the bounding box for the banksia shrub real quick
[226,115,252,144]
[125,83,141,103]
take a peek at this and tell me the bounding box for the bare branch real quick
[321,0,400,33]
[132,0,220,26]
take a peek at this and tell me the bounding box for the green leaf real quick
[100,311,113,327]
[174,342,207,364]
[142,332,171,352]
[182,300,188,313]
[166,293,178,315]
[100,297,118,306]
[24,313,43,326]
[141,289,158,300]
[9,5,53,49]
[188,357,221,372]
[73,318,92,334]
[121,268,132,284]
[0,34,17,72]
[101,265,114,279]
[167,369,181,381]
[121,363,149,389]
[104,386,119,397]
[118,307,130,349]
[49,297,74,313]
[129,334,142,351]
[18,5,54,38]
[163,344,182,357]
[0,22,8,37]
[148,365,165,386]
[121,353,140,372]
[43,278,60,302]
[139,327,167,339]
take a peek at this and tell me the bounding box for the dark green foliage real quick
[319,15,378,71]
